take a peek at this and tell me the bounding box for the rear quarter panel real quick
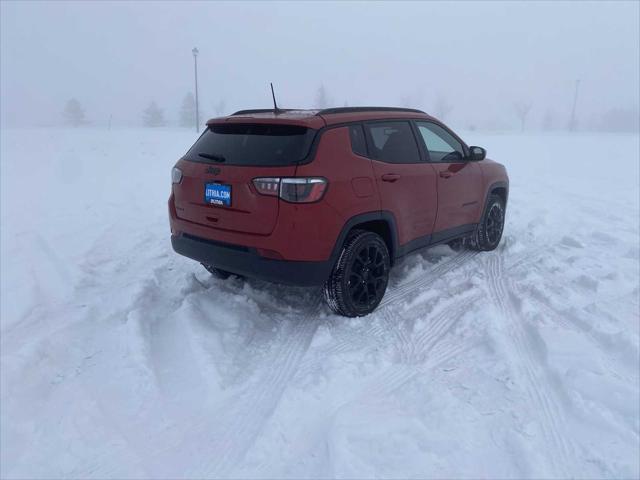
[292,126,381,257]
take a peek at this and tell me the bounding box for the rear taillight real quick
[252,177,328,203]
[172,167,183,184]
[279,178,327,203]
[252,177,280,196]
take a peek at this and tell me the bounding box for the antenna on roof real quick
[270,82,281,114]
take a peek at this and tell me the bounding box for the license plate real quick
[204,183,231,207]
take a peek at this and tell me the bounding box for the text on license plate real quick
[205,183,231,206]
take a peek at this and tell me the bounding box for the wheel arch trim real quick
[329,211,400,268]
[484,181,509,213]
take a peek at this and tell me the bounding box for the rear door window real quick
[364,121,421,164]
[185,124,316,166]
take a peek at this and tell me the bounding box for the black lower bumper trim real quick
[171,234,332,287]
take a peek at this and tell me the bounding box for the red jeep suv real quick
[169,107,508,317]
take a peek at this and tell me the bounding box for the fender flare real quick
[482,181,509,215]
[328,211,400,267]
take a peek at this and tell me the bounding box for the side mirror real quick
[469,146,486,161]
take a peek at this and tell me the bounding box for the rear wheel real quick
[471,194,505,251]
[201,263,232,279]
[323,230,390,317]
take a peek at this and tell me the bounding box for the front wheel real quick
[471,194,505,251]
[323,230,390,317]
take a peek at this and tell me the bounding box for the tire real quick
[323,230,390,317]
[201,263,232,279]
[471,194,505,251]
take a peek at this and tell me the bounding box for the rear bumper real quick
[171,233,332,286]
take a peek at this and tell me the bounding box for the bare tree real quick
[434,94,454,120]
[63,98,87,127]
[514,102,532,132]
[142,101,166,127]
[315,84,329,109]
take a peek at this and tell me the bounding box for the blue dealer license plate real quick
[205,183,231,207]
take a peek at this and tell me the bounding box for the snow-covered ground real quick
[1,127,639,479]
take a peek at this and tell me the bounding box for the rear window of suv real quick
[185,124,316,166]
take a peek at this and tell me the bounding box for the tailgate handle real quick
[439,171,453,179]
[381,174,400,182]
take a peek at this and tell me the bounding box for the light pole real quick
[192,47,200,133]
[569,79,580,132]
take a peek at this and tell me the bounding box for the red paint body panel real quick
[173,159,295,235]
[431,161,485,231]
[370,159,437,245]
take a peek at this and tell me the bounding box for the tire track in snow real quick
[141,245,543,475]
[380,250,478,307]
[298,289,482,458]
[484,253,578,477]
[373,242,544,368]
[504,244,549,272]
[410,292,481,362]
[518,283,640,380]
[294,320,388,380]
[249,336,477,477]
[191,251,481,476]
[361,340,475,402]
[379,288,478,366]
[186,297,323,478]
[295,250,479,383]
[362,306,478,400]
[381,308,415,363]
[363,288,481,398]
[294,245,537,383]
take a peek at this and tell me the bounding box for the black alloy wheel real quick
[323,230,390,317]
[472,194,505,251]
[347,242,388,311]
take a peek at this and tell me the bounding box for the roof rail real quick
[317,106,426,115]
[231,108,300,116]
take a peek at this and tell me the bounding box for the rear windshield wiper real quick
[198,153,226,162]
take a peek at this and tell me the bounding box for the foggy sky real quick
[1,1,638,129]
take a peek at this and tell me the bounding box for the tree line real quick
[62,93,226,128]
[63,84,640,133]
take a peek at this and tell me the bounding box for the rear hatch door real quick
[173,123,316,235]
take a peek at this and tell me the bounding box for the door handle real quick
[439,171,453,179]
[382,174,400,182]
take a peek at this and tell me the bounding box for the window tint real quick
[416,122,465,162]
[349,124,367,157]
[185,124,316,166]
[364,121,421,164]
